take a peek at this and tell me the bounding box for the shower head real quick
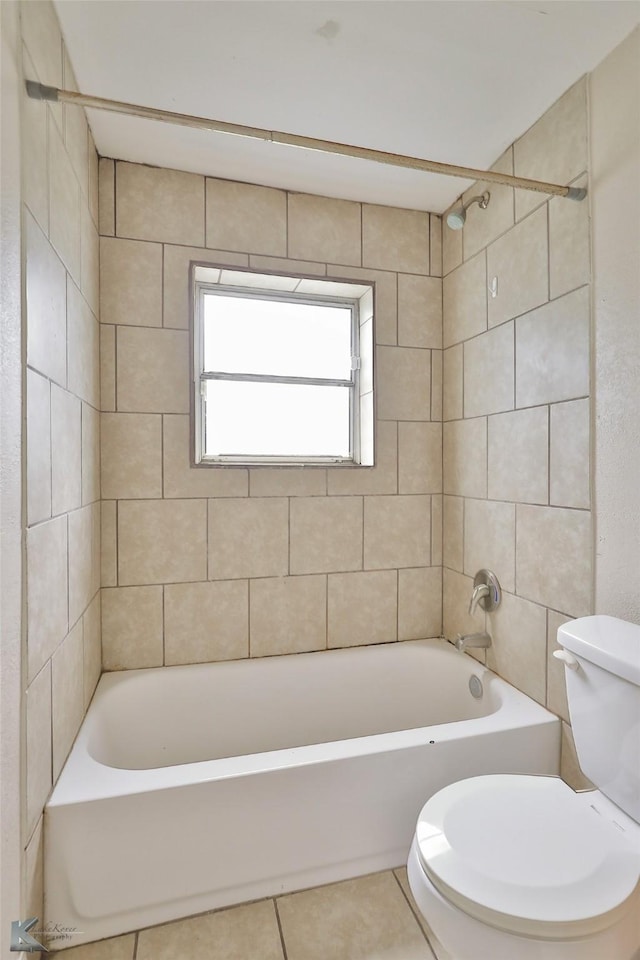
[446,191,491,230]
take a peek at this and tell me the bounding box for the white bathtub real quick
[45,638,560,947]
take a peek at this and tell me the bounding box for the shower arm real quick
[26,81,587,202]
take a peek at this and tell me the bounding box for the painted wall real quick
[440,79,592,788]
[98,166,444,669]
[21,0,102,935]
[591,27,640,624]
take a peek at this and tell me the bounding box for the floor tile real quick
[277,871,433,960]
[136,899,284,960]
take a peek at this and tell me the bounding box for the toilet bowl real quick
[407,616,640,960]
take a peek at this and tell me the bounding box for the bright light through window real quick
[193,266,375,466]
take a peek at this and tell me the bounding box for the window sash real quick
[194,282,361,465]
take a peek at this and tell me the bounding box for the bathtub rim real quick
[47,638,559,808]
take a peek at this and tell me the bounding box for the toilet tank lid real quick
[558,615,640,685]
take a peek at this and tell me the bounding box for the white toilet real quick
[407,615,640,960]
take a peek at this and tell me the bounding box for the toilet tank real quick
[557,615,640,823]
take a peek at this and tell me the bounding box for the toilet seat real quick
[415,774,640,940]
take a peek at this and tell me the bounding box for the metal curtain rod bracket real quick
[25,80,588,202]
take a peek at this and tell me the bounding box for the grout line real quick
[132,930,139,959]
[390,869,438,958]
[273,898,290,960]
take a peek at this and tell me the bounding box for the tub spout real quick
[455,632,492,652]
[468,583,490,615]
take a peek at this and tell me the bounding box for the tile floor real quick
[50,868,439,959]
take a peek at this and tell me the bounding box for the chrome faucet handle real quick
[469,569,502,614]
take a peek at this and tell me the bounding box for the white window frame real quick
[192,266,374,467]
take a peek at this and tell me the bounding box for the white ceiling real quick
[54,0,640,213]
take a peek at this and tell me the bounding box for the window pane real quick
[204,380,351,458]
[203,293,353,379]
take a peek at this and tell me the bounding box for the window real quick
[192,266,374,466]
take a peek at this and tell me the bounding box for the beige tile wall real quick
[22,0,101,924]
[441,79,592,784]
[100,162,443,669]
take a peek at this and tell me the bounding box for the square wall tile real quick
[515,78,587,221]
[67,278,99,408]
[82,593,101,708]
[547,609,571,722]
[487,205,548,327]
[163,245,248,329]
[464,498,516,593]
[251,466,327,498]
[362,204,429,274]
[463,322,514,417]
[288,193,361,265]
[398,422,442,494]
[443,418,487,499]
[443,250,487,347]
[250,575,326,656]
[364,495,431,569]
[100,237,162,327]
[516,286,590,408]
[81,403,100,506]
[550,399,590,509]
[209,498,289,579]
[398,275,442,349]
[115,161,205,246]
[116,327,190,413]
[27,516,68,682]
[430,214,443,277]
[49,119,81,283]
[431,494,443,566]
[328,420,396,496]
[26,662,52,837]
[100,325,116,412]
[461,149,515,261]
[486,591,547,704]
[80,204,99,317]
[442,202,463,276]
[25,210,67,386]
[431,349,443,422]
[51,385,82,516]
[376,347,431,421]
[98,157,115,236]
[163,415,248,498]
[277,871,433,960]
[165,580,248,664]
[290,497,362,574]
[206,179,286,255]
[328,571,397,647]
[101,501,117,587]
[549,174,590,299]
[399,566,442,640]
[137,899,284,960]
[102,585,164,670]
[443,344,463,421]
[22,47,48,234]
[101,413,162,500]
[27,369,51,525]
[68,503,100,626]
[488,407,549,505]
[443,495,463,572]
[52,620,84,779]
[118,499,207,585]
[516,504,591,616]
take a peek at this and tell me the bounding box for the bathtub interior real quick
[88,640,500,770]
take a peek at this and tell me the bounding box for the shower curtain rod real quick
[26,81,587,202]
